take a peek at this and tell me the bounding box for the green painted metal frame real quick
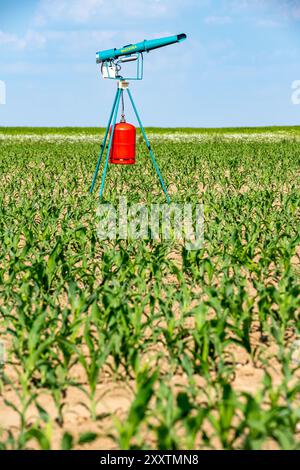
[90,81,171,203]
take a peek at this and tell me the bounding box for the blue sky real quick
[0,0,299,127]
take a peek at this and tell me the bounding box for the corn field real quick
[0,127,299,450]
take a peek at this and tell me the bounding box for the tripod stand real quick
[90,79,171,203]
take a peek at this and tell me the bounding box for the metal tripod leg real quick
[99,88,122,199]
[127,88,171,204]
[90,87,120,193]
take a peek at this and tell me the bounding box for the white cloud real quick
[204,15,232,25]
[0,30,46,50]
[292,6,300,19]
[44,29,118,52]
[0,80,6,105]
[0,27,187,57]
[256,18,282,27]
[226,0,300,22]
[0,31,17,46]
[225,0,272,11]
[36,0,105,25]
[0,28,120,54]
[35,0,193,25]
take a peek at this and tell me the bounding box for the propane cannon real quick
[96,33,187,63]
[90,33,188,202]
[97,33,187,80]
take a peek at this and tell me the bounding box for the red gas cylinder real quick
[109,122,136,165]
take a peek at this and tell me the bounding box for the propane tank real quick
[109,119,136,165]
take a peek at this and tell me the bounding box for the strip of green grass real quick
[1,125,300,135]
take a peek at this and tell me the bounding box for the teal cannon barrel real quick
[96,33,187,63]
